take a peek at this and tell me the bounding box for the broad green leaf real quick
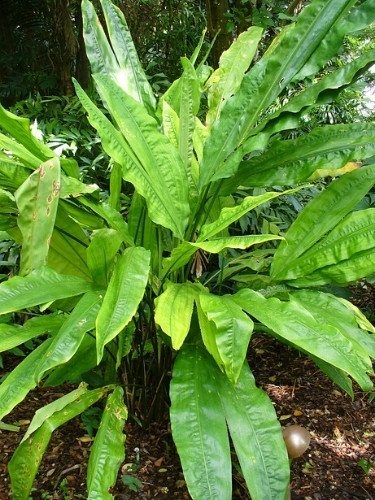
[234,289,374,391]
[60,158,80,179]
[199,0,356,188]
[82,0,119,74]
[178,58,200,200]
[160,234,281,279]
[0,267,92,315]
[36,291,102,382]
[0,188,16,214]
[94,73,190,237]
[0,215,16,231]
[281,209,375,280]
[96,247,150,362]
[162,100,180,148]
[74,79,159,225]
[10,426,51,500]
[0,104,53,162]
[0,158,29,191]
[198,189,298,241]
[0,340,50,420]
[199,293,253,384]
[60,176,98,199]
[192,234,282,253]
[231,124,375,188]
[48,229,91,279]
[87,387,128,499]
[294,0,375,81]
[0,132,42,169]
[193,119,208,165]
[59,199,104,230]
[45,335,97,386]
[271,165,375,279]
[98,0,156,111]
[196,300,223,369]
[290,290,375,360]
[0,314,65,353]
[170,344,232,500]
[87,228,122,287]
[155,283,198,350]
[289,247,375,286]
[22,385,88,442]
[15,157,60,275]
[253,48,375,140]
[46,203,91,279]
[216,362,289,500]
[75,78,190,238]
[161,58,201,118]
[79,197,134,247]
[206,27,263,127]
[9,386,110,500]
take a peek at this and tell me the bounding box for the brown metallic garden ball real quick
[282,425,311,459]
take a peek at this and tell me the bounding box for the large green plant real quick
[0,0,375,498]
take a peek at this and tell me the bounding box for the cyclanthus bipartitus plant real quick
[0,0,374,499]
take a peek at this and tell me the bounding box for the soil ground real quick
[0,309,374,499]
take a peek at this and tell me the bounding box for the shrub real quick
[0,0,375,498]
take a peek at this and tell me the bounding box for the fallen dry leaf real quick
[154,457,164,467]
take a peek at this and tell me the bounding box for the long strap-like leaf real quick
[87,387,128,499]
[74,79,190,238]
[0,267,92,315]
[271,165,375,278]
[231,123,375,188]
[9,386,111,500]
[280,209,375,281]
[0,104,54,161]
[253,48,375,140]
[96,247,150,363]
[82,0,155,112]
[216,362,290,500]
[36,291,102,382]
[199,0,356,189]
[206,27,263,128]
[98,0,156,111]
[294,0,375,81]
[234,289,374,391]
[170,344,290,500]
[170,345,232,500]
[15,157,60,275]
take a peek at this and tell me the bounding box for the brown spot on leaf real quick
[52,181,60,197]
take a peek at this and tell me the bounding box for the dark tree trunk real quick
[52,0,78,95]
[74,1,90,89]
[205,0,232,67]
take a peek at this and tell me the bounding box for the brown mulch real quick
[0,335,374,499]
